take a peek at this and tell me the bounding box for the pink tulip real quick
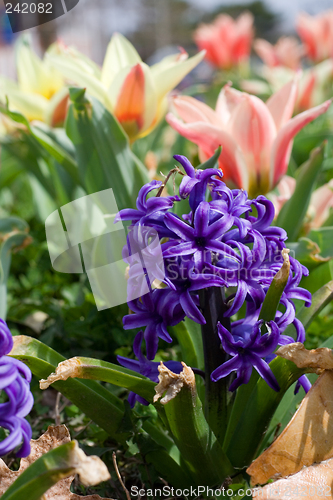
[296,10,333,63]
[254,37,304,70]
[166,80,331,197]
[271,176,333,230]
[194,12,254,70]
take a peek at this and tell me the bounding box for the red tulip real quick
[254,37,304,71]
[194,13,254,70]
[296,10,333,63]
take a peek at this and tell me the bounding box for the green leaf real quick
[197,146,221,170]
[66,88,149,209]
[171,317,204,370]
[9,335,188,487]
[307,227,333,259]
[40,356,156,403]
[288,238,330,271]
[224,252,291,449]
[0,217,31,319]
[10,336,129,444]
[259,248,290,323]
[1,440,108,500]
[225,357,303,468]
[276,144,325,241]
[155,365,234,486]
[0,103,80,186]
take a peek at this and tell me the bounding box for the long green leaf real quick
[66,88,149,209]
[225,357,303,468]
[0,103,80,186]
[223,252,290,450]
[40,356,156,403]
[10,336,129,444]
[1,440,108,500]
[10,336,191,488]
[171,317,204,370]
[155,364,234,486]
[276,144,325,240]
[0,217,31,319]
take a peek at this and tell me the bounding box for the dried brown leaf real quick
[247,371,333,485]
[40,358,83,390]
[153,362,195,404]
[252,458,333,500]
[276,343,333,371]
[0,425,111,499]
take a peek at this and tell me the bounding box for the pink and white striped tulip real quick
[166,80,331,197]
[194,12,254,70]
[254,37,304,71]
[296,10,333,63]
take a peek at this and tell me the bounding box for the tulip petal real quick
[110,63,158,141]
[229,94,277,195]
[151,50,205,103]
[215,83,244,126]
[47,48,108,107]
[254,39,277,67]
[166,112,249,190]
[266,77,298,131]
[16,37,63,99]
[4,89,48,121]
[101,32,142,89]
[271,99,331,187]
[171,95,223,127]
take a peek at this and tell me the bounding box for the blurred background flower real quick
[193,12,254,70]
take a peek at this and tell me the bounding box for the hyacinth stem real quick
[199,286,230,444]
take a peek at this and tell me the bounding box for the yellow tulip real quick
[0,36,68,126]
[47,33,205,142]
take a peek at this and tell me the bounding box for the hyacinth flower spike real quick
[0,319,33,457]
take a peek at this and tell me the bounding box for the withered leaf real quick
[252,458,333,500]
[276,342,333,371]
[153,362,195,404]
[0,425,111,499]
[247,371,333,485]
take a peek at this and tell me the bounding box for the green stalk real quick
[199,286,230,444]
[155,363,234,486]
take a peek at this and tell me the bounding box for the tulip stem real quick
[199,287,230,444]
[156,167,183,197]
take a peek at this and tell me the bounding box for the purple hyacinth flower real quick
[123,289,185,360]
[174,155,224,211]
[294,374,312,395]
[0,320,33,457]
[211,320,280,391]
[163,201,236,270]
[0,319,13,357]
[115,180,180,237]
[117,331,183,407]
[165,257,227,324]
